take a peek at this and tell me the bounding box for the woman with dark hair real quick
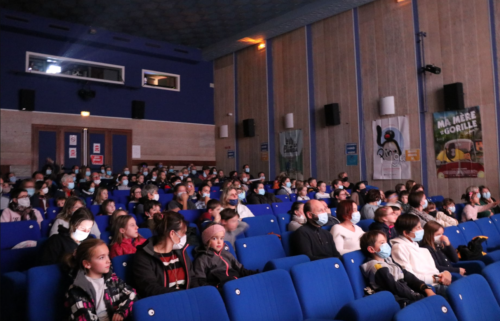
[0,188,43,227]
[133,211,197,298]
[276,177,292,196]
[409,183,424,194]
[420,221,465,276]
[287,202,306,231]
[30,180,51,212]
[478,185,500,218]
[350,181,367,207]
[39,207,95,266]
[360,189,381,220]
[406,191,436,227]
[405,180,416,193]
[330,200,364,255]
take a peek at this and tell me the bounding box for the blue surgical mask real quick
[143,171,148,176]
[449,206,456,213]
[169,169,174,173]
[101,169,105,174]
[202,193,210,198]
[26,188,35,196]
[9,176,16,183]
[351,211,361,224]
[158,164,163,168]
[378,243,392,259]
[377,200,382,205]
[422,199,428,209]
[88,187,95,193]
[338,185,344,189]
[482,192,490,199]
[213,171,217,175]
[68,182,75,190]
[122,180,129,186]
[203,172,207,177]
[106,171,112,176]
[411,229,424,242]
[183,174,188,178]
[192,170,197,175]
[74,169,79,174]
[46,169,52,175]
[258,188,265,195]
[245,168,250,173]
[260,176,266,181]
[476,192,481,199]
[238,192,246,200]
[286,182,291,188]
[229,199,239,206]
[124,171,130,175]
[86,171,91,176]
[315,213,328,226]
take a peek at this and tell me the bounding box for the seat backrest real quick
[242,215,281,238]
[223,269,303,321]
[307,191,316,199]
[158,194,173,208]
[475,218,500,249]
[186,245,196,262]
[89,204,100,215]
[393,295,458,321]
[100,231,112,245]
[481,261,500,306]
[281,230,293,256]
[40,219,54,237]
[0,221,41,250]
[138,228,152,239]
[28,264,72,321]
[447,274,500,321]
[128,203,138,214]
[1,247,39,274]
[111,254,135,287]
[235,235,286,271]
[224,241,237,258]
[275,194,291,202]
[455,203,466,221]
[460,221,486,246]
[246,204,273,216]
[341,250,369,299]
[264,255,310,272]
[112,190,130,197]
[132,283,230,321]
[179,209,203,223]
[444,226,467,249]
[46,207,61,220]
[277,213,291,233]
[210,191,221,200]
[357,219,375,232]
[290,193,297,202]
[95,215,110,232]
[115,203,126,210]
[491,215,500,234]
[430,195,445,203]
[211,186,221,192]
[291,258,355,319]
[272,202,293,216]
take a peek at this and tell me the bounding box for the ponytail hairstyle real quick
[110,215,143,246]
[153,210,188,240]
[69,207,95,234]
[461,186,479,204]
[64,238,106,276]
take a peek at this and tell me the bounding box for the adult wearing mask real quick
[135,184,160,216]
[220,186,254,219]
[407,192,437,227]
[331,200,365,255]
[54,174,80,198]
[39,208,94,266]
[276,177,293,196]
[291,200,341,261]
[350,181,367,207]
[31,181,51,212]
[116,174,130,191]
[331,188,349,208]
[0,188,44,228]
[360,189,382,220]
[50,196,101,238]
[0,178,9,210]
[242,164,254,179]
[167,183,197,211]
[478,185,500,218]
[246,182,282,205]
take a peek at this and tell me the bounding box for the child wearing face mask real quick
[423,201,458,228]
[288,202,307,231]
[64,238,137,321]
[110,215,146,259]
[461,185,500,222]
[330,200,365,255]
[360,230,436,308]
[193,223,258,292]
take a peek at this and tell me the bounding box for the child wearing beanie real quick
[193,222,258,292]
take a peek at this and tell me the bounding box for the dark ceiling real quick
[0,0,323,49]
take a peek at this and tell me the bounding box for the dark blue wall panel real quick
[38,131,57,170]
[112,134,128,173]
[64,132,81,170]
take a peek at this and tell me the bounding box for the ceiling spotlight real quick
[422,64,441,74]
[81,111,90,117]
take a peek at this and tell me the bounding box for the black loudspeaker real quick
[132,100,145,119]
[242,119,255,137]
[19,89,35,111]
[443,82,464,111]
[324,103,340,126]
[78,89,96,101]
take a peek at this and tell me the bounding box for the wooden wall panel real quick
[272,28,311,180]
[358,0,421,193]
[236,45,269,177]
[312,10,360,185]
[419,0,498,202]
[214,54,237,174]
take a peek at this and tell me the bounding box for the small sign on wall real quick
[405,149,421,162]
[90,155,104,165]
[347,154,358,166]
[69,148,77,159]
[69,135,77,146]
[93,143,101,154]
[345,143,357,155]
[227,150,235,159]
[260,142,269,161]
[132,145,141,159]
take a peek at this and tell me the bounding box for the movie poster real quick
[279,130,304,180]
[433,106,484,178]
[372,116,411,180]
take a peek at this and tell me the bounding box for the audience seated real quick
[133,211,196,298]
[116,174,130,191]
[287,202,307,232]
[461,185,499,222]
[50,196,101,238]
[0,178,8,210]
[441,198,457,219]
[135,184,159,215]
[314,181,330,199]
[220,186,254,219]
[407,191,437,227]
[110,214,146,259]
[54,174,80,199]
[360,230,436,308]
[92,187,108,205]
[398,190,410,213]
[331,200,364,255]
[196,199,221,230]
[99,199,116,216]
[350,181,367,207]
[423,201,458,227]
[291,200,340,260]
[129,186,142,204]
[338,171,352,189]
[39,208,95,266]
[296,186,310,201]
[479,185,500,217]
[195,184,211,209]
[246,181,281,205]
[31,180,50,212]
[360,189,382,220]
[369,206,399,241]
[0,188,43,227]
[219,208,248,248]
[140,200,161,231]
[168,183,197,211]
[276,176,292,196]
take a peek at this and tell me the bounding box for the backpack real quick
[457,236,488,261]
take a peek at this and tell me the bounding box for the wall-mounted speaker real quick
[19,89,35,111]
[78,89,96,101]
[242,119,255,137]
[443,82,464,111]
[324,103,340,126]
[132,100,145,119]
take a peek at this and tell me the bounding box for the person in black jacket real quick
[291,200,341,260]
[246,182,282,205]
[369,206,399,241]
[360,230,436,308]
[133,210,197,298]
[420,221,465,276]
[39,208,95,266]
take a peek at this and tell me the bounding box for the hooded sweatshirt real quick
[39,225,89,266]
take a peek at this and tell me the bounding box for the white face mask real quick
[153,194,160,201]
[94,179,101,185]
[172,232,187,250]
[293,215,307,224]
[434,235,442,245]
[72,229,90,241]
[42,187,49,194]
[18,197,30,207]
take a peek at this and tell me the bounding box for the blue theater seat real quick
[357,219,375,232]
[263,255,310,272]
[1,221,41,250]
[275,194,291,202]
[272,201,293,216]
[341,250,369,300]
[1,247,39,274]
[246,204,274,216]
[393,295,458,321]
[481,261,500,305]
[277,213,291,233]
[242,215,281,238]
[111,254,135,287]
[235,235,286,271]
[475,218,500,251]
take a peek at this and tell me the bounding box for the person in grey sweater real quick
[360,189,382,220]
[218,208,248,248]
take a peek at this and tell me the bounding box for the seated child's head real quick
[202,222,226,252]
[56,196,66,208]
[144,200,161,219]
[110,209,128,229]
[360,230,390,259]
[207,199,221,215]
[399,191,409,204]
[424,201,436,214]
[101,199,115,215]
[112,215,140,245]
[220,208,240,232]
[65,238,110,278]
[374,206,397,226]
[395,214,422,242]
[442,198,455,213]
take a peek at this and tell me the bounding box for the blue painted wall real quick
[0,9,214,124]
